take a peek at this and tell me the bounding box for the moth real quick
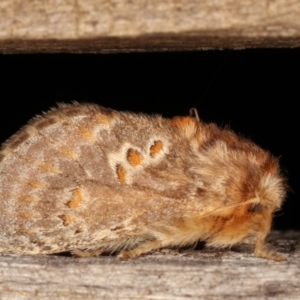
[0,103,286,261]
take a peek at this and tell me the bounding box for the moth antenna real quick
[201,197,261,218]
[189,107,200,121]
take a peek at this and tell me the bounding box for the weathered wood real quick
[0,0,300,53]
[0,231,299,299]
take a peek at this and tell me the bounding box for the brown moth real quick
[0,103,286,261]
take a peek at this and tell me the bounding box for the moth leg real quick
[254,233,286,262]
[72,248,104,258]
[118,240,162,259]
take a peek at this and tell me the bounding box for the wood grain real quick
[0,231,299,299]
[0,0,300,53]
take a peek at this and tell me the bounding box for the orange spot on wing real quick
[127,149,143,166]
[79,127,95,141]
[116,164,126,184]
[150,141,163,157]
[59,146,78,159]
[18,212,32,219]
[39,163,60,173]
[59,214,74,226]
[68,188,83,208]
[18,195,35,203]
[28,180,44,188]
[95,113,113,125]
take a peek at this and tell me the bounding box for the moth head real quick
[191,135,286,213]
[229,145,285,212]
[170,115,286,212]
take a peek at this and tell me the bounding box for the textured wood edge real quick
[1,35,300,54]
[0,231,299,300]
[0,0,300,53]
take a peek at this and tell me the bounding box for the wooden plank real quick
[0,231,299,299]
[0,0,300,53]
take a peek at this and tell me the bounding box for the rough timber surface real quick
[0,0,300,53]
[0,231,299,300]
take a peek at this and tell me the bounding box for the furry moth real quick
[0,103,286,261]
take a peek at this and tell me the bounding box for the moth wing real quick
[0,103,220,254]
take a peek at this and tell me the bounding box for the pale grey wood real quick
[0,231,299,299]
[0,0,300,53]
